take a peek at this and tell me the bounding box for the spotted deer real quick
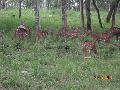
[107,27,120,41]
[14,24,31,39]
[82,41,98,59]
[36,31,45,41]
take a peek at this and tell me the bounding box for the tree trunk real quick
[57,0,61,9]
[26,0,30,8]
[77,0,80,11]
[111,5,118,27]
[43,0,47,10]
[106,0,120,23]
[47,0,51,10]
[2,0,5,9]
[80,0,85,29]
[85,0,91,31]
[34,0,41,32]
[19,0,22,19]
[67,0,71,10]
[0,0,1,9]
[61,0,67,28]
[92,0,103,28]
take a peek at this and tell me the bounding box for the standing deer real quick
[36,31,45,41]
[82,41,98,59]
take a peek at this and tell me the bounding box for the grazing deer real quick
[86,31,111,43]
[68,27,80,38]
[82,41,98,59]
[36,31,45,41]
[57,27,69,38]
[79,34,86,40]
[107,27,120,41]
[14,23,31,39]
[85,31,101,42]
[100,32,111,43]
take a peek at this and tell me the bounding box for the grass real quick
[0,9,120,90]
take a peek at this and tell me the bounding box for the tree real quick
[85,0,91,31]
[25,0,32,8]
[92,0,103,28]
[111,6,117,27]
[2,0,5,9]
[19,0,22,19]
[43,0,47,10]
[34,0,41,32]
[85,0,103,31]
[80,0,85,28]
[61,0,67,28]
[106,0,120,27]
[0,0,2,9]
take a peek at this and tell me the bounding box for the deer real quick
[100,32,111,43]
[82,41,98,59]
[85,30,111,43]
[68,27,80,38]
[107,27,120,41]
[14,23,31,39]
[57,27,69,38]
[36,31,45,41]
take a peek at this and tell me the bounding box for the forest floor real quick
[0,9,120,90]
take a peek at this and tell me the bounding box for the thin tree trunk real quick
[61,0,67,28]
[2,0,5,9]
[47,0,51,10]
[106,0,120,23]
[35,0,41,32]
[68,0,71,10]
[92,0,103,28]
[26,0,29,8]
[0,0,1,9]
[85,0,91,31]
[111,5,117,27]
[19,0,22,19]
[57,0,61,9]
[77,0,80,11]
[80,0,85,29]
[43,0,47,10]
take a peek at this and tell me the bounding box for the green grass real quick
[0,9,120,90]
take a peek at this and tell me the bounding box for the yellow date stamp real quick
[93,75,112,80]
